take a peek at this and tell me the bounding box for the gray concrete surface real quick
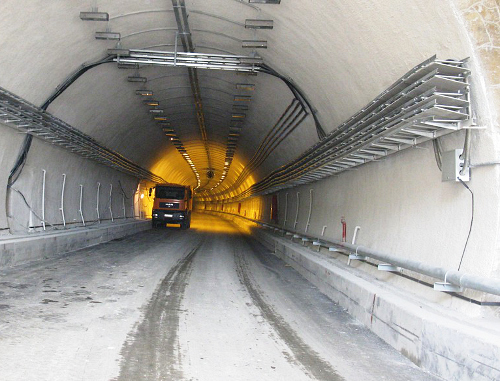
[250,222,500,381]
[0,219,151,268]
[0,213,437,381]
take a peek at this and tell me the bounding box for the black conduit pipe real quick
[8,54,116,185]
[41,55,115,111]
[260,64,327,140]
[5,55,116,231]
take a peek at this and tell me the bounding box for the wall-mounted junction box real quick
[442,149,470,182]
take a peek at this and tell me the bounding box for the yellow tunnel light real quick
[234,95,252,102]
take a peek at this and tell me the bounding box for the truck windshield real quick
[156,186,185,200]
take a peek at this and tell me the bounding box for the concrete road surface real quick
[0,213,438,381]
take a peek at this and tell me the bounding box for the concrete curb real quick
[253,228,500,381]
[0,219,151,268]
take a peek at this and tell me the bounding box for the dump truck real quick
[150,183,192,229]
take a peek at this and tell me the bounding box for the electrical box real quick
[442,149,470,182]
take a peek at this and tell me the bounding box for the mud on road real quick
[114,240,203,381]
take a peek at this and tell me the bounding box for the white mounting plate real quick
[349,254,368,260]
[378,264,401,272]
[434,282,464,292]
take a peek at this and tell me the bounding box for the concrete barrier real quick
[0,219,151,268]
[252,228,500,381]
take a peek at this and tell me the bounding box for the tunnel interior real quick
[1,1,500,380]
[1,0,499,274]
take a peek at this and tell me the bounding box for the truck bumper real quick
[152,210,187,223]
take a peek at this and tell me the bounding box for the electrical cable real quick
[432,138,442,171]
[118,180,131,199]
[9,187,58,230]
[457,178,474,271]
[260,64,327,140]
[7,134,33,187]
[41,55,115,111]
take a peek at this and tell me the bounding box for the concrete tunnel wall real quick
[0,1,500,302]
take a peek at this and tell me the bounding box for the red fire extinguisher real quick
[341,216,347,242]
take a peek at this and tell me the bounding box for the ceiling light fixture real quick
[234,95,252,102]
[95,31,121,40]
[232,104,249,111]
[136,90,153,96]
[249,0,281,3]
[80,11,109,21]
[242,40,267,49]
[144,100,159,106]
[232,113,246,119]
[117,62,137,69]
[245,19,274,29]
[236,83,256,91]
[128,76,147,83]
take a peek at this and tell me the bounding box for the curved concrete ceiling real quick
[0,0,473,198]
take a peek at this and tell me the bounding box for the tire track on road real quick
[234,242,344,381]
[113,238,203,381]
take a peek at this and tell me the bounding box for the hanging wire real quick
[457,178,474,271]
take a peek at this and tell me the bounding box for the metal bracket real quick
[434,282,464,293]
[378,264,401,272]
[434,271,464,292]
[349,254,368,261]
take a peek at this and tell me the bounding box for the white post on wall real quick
[131,192,135,219]
[283,193,288,228]
[79,185,86,227]
[41,169,46,231]
[138,189,142,219]
[28,210,34,232]
[96,182,101,223]
[122,193,126,219]
[60,174,66,228]
[294,192,300,230]
[305,189,313,233]
[109,184,114,222]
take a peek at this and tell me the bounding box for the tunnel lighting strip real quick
[211,81,261,191]
[137,92,202,189]
[227,56,472,200]
[0,87,166,184]
[114,50,263,72]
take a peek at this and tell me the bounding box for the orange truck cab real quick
[150,183,193,229]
